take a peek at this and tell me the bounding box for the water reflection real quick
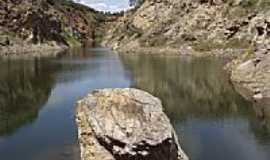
[0,49,269,160]
[0,60,54,136]
[121,54,270,160]
[121,55,252,118]
[250,100,270,145]
[0,48,131,160]
[0,48,89,136]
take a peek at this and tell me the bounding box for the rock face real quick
[101,0,270,101]
[0,0,102,57]
[102,0,270,56]
[232,54,270,100]
[75,88,188,160]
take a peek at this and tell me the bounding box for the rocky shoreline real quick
[231,54,270,101]
[105,44,270,102]
[0,43,68,59]
[75,88,189,160]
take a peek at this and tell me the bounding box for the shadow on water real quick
[120,54,270,160]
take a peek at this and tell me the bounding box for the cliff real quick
[102,0,270,100]
[0,0,103,57]
[103,0,269,55]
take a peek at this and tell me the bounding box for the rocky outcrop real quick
[102,0,269,55]
[232,54,270,100]
[230,12,270,99]
[101,0,270,55]
[75,88,188,160]
[0,0,102,58]
[101,0,270,100]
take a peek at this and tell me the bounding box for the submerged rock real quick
[75,88,188,160]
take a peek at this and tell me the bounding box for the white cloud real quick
[74,0,131,12]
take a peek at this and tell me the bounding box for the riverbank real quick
[0,43,68,59]
[104,43,270,102]
[230,54,270,101]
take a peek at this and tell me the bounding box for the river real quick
[0,48,269,160]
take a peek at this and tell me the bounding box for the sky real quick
[74,0,132,12]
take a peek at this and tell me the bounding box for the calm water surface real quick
[0,48,269,160]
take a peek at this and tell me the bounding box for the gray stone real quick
[75,88,188,160]
[232,55,270,100]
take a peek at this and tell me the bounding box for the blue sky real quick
[74,0,131,12]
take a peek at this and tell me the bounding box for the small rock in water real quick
[75,88,188,160]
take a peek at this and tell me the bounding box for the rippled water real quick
[0,48,269,160]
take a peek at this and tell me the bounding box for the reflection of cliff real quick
[121,54,270,146]
[0,60,55,136]
[249,100,270,144]
[121,54,253,119]
[0,48,100,136]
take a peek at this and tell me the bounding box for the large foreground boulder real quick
[75,88,188,160]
